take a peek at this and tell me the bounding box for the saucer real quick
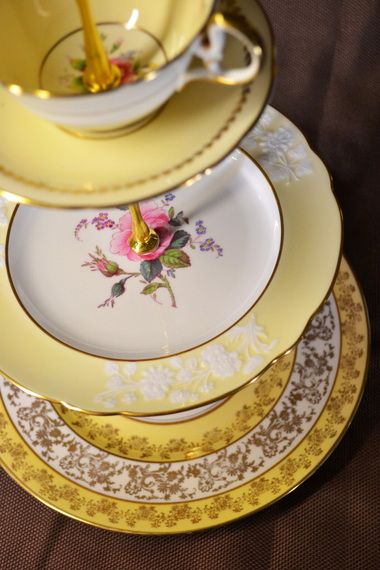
[0,106,342,415]
[0,258,369,533]
[7,150,283,360]
[0,0,274,208]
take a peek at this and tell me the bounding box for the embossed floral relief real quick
[1,296,340,502]
[55,353,293,463]
[242,108,313,183]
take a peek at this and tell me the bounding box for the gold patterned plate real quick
[0,0,274,209]
[0,258,369,533]
[0,105,342,416]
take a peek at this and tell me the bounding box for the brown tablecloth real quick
[1,1,379,568]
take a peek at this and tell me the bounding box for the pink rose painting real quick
[76,195,223,309]
[64,34,153,93]
[110,204,173,261]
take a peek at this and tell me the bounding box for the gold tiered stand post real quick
[75,0,159,256]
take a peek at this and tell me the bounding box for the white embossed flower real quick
[106,374,124,389]
[258,127,293,154]
[258,107,275,128]
[199,381,214,394]
[244,355,264,374]
[175,357,198,383]
[121,392,137,404]
[139,366,174,400]
[242,108,275,147]
[169,390,196,404]
[105,361,119,375]
[122,362,138,377]
[201,345,241,378]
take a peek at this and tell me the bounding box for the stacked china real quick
[0,0,368,534]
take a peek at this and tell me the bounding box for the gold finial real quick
[128,204,160,256]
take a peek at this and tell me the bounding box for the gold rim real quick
[4,148,284,362]
[2,2,218,98]
[0,263,370,533]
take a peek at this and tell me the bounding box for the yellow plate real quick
[53,350,295,462]
[0,0,274,209]
[0,106,342,415]
[0,258,369,533]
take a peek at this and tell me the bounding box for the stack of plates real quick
[0,0,369,534]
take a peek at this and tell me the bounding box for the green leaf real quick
[111,278,127,298]
[169,230,190,249]
[141,282,164,295]
[70,58,86,71]
[168,206,175,219]
[140,259,163,283]
[118,205,129,211]
[169,210,189,227]
[160,249,191,269]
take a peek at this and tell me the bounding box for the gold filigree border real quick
[52,352,294,463]
[0,258,370,533]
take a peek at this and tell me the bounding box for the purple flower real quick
[200,238,215,252]
[90,212,115,231]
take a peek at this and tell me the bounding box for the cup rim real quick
[1,0,218,99]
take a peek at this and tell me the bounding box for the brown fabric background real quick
[1,1,380,568]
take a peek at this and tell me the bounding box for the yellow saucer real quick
[0,258,369,533]
[0,106,342,415]
[0,0,274,209]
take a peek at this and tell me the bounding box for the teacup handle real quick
[179,12,263,89]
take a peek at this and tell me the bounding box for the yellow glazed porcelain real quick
[0,258,369,533]
[53,350,295,462]
[0,0,274,207]
[7,150,283,361]
[0,0,264,134]
[0,107,342,415]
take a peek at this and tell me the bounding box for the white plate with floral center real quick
[0,106,342,415]
[7,151,282,360]
[0,258,369,533]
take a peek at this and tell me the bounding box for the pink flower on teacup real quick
[109,57,137,84]
[110,203,173,262]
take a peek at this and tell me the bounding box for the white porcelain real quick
[133,398,226,424]
[1,1,264,134]
[7,150,282,360]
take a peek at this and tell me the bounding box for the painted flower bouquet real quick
[76,194,223,309]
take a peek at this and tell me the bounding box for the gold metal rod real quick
[128,204,160,255]
[75,0,160,255]
[75,0,121,92]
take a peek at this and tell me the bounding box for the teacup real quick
[0,0,265,137]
